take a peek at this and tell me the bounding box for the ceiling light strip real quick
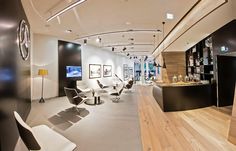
[152,0,227,58]
[103,43,153,48]
[155,0,227,56]
[151,0,201,55]
[75,29,161,40]
[46,0,87,22]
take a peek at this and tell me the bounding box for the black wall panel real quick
[0,0,31,150]
[212,20,236,106]
[58,40,82,96]
[217,56,236,106]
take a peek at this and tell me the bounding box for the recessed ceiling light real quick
[166,13,174,20]
[126,22,131,25]
[65,29,72,33]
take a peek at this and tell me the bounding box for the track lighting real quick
[123,47,127,51]
[96,37,101,43]
[83,39,87,45]
[127,53,130,56]
[153,61,157,67]
[112,47,115,51]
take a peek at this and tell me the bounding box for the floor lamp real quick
[38,69,48,103]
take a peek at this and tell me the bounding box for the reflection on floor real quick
[137,86,236,151]
[15,88,142,151]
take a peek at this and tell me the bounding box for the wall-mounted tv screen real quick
[66,66,82,78]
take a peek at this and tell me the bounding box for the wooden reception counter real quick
[152,82,216,112]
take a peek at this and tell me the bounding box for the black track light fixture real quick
[157,63,162,68]
[123,47,127,51]
[153,61,157,67]
[96,37,102,43]
[112,47,115,51]
[127,53,130,56]
[83,39,87,45]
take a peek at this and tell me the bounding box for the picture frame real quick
[123,64,129,81]
[103,65,112,77]
[89,64,101,79]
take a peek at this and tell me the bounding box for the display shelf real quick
[185,36,214,82]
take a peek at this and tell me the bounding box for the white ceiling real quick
[21,0,197,56]
[21,0,235,58]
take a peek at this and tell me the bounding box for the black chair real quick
[124,80,134,92]
[110,87,124,102]
[97,80,109,92]
[64,87,87,111]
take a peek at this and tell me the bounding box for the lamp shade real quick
[38,69,48,76]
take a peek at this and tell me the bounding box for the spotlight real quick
[83,39,87,45]
[127,53,130,56]
[153,61,157,66]
[96,37,101,43]
[144,56,148,61]
[123,47,127,51]
[130,57,132,59]
[112,47,115,51]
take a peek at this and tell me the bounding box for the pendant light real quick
[157,63,162,68]
[162,22,167,69]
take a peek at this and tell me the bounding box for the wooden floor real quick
[137,85,236,151]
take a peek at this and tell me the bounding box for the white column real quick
[146,61,149,79]
[140,56,145,84]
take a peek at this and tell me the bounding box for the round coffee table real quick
[85,93,103,105]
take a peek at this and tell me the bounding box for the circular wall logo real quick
[18,20,30,61]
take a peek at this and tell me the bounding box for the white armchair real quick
[76,81,92,94]
[14,111,77,151]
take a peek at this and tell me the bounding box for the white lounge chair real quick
[13,111,77,151]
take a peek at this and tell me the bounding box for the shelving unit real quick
[185,37,214,82]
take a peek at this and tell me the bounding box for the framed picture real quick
[89,64,101,79]
[128,67,133,77]
[123,64,129,81]
[103,65,112,77]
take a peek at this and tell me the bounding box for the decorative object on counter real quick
[172,75,177,83]
[178,74,183,82]
[38,69,48,103]
[184,76,190,82]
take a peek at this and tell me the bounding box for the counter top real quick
[154,81,209,87]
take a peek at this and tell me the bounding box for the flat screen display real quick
[66,66,82,78]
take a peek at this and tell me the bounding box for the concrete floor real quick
[15,88,142,151]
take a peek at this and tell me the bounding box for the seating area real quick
[2,0,236,151]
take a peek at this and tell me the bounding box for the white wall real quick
[31,34,58,100]
[81,44,133,89]
[32,33,133,100]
